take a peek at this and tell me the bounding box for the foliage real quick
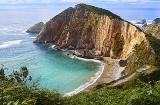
[1,65,160,105]
[0,65,63,105]
[122,41,156,76]
[65,78,160,105]
[112,33,124,57]
[144,23,160,39]
[146,34,160,68]
[77,4,123,20]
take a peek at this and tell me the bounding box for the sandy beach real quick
[82,57,125,92]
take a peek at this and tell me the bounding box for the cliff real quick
[34,4,148,60]
[26,22,44,33]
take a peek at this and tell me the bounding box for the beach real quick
[82,57,125,92]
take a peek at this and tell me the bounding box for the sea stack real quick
[26,22,44,34]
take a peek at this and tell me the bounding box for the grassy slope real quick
[144,23,160,39]
[77,4,123,20]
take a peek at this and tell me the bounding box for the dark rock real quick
[142,23,147,27]
[54,46,61,51]
[67,46,75,50]
[136,19,146,24]
[119,60,127,67]
[152,18,160,24]
[83,52,94,59]
[26,22,44,33]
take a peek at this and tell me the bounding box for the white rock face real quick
[26,22,44,33]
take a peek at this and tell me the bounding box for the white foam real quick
[65,59,105,96]
[30,37,36,39]
[69,54,102,63]
[0,40,22,48]
[50,45,56,48]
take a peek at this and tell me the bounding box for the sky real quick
[0,0,159,9]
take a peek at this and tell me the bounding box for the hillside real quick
[2,3,160,105]
[144,23,160,39]
[34,4,147,60]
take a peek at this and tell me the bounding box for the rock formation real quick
[136,19,147,24]
[144,23,160,39]
[26,22,44,33]
[34,4,148,60]
[152,18,160,24]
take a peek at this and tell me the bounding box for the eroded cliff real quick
[34,4,148,60]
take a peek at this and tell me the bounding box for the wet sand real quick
[82,57,124,92]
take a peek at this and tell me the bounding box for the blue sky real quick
[0,0,159,8]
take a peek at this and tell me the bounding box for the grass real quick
[77,3,123,20]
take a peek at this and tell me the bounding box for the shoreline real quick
[65,56,125,96]
[65,55,105,96]
[81,57,125,92]
[50,46,125,96]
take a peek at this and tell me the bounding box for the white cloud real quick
[0,0,53,4]
[59,0,90,2]
[98,0,160,2]
[0,0,159,4]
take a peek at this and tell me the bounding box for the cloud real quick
[0,0,159,4]
[0,0,53,4]
[98,0,160,3]
[59,0,91,3]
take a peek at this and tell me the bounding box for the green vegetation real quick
[1,64,160,105]
[0,65,63,105]
[77,4,123,20]
[146,34,160,68]
[112,33,124,57]
[122,41,155,76]
[2,33,160,104]
[144,23,160,39]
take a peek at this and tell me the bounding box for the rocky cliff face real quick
[34,4,147,59]
[26,22,44,33]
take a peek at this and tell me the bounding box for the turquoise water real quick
[0,7,160,94]
[0,8,101,94]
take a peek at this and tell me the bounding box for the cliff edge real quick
[34,4,148,60]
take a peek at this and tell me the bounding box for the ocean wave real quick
[68,54,102,63]
[130,20,152,25]
[65,59,105,96]
[30,37,36,39]
[0,40,22,48]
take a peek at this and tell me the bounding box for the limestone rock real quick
[26,22,44,33]
[34,4,148,59]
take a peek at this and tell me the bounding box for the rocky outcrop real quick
[135,19,147,28]
[144,23,160,39]
[34,4,148,60]
[136,19,146,24]
[26,22,44,33]
[152,18,160,24]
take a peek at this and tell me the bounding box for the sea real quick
[0,6,160,95]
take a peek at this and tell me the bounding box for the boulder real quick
[26,22,44,33]
[152,18,160,24]
[119,60,127,67]
[67,46,75,50]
